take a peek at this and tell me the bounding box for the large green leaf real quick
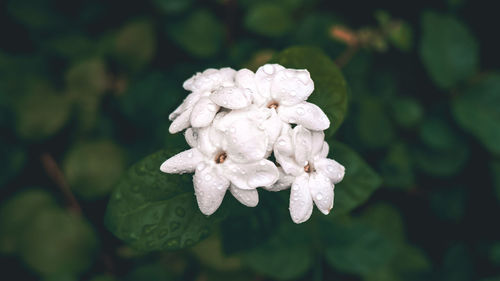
[452,74,500,155]
[167,10,224,58]
[419,11,478,89]
[272,46,349,135]
[105,150,218,251]
[242,223,313,280]
[323,219,397,275]
[244,3,292,37]
[329,142,382,213]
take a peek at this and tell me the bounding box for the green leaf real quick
[491,160,500,202]
[66,59,108,97]
[429,187,466,222]
[168,10,224,58]
[324,219,397,275]
[105,150,218,251]
[441,244,473,281]
[272,46,349,135]
[152,0,193,14]
[19,207,99,276]
[114,19,156,71]
[452,74,500,155]
[0,139,26,187]
[388,22,413,52]
[356,98,395,148]
[329,142,382,213]
[244,3,292,37]
[242,223,313,280]
[488,242,500,266]
[63,140,127,200]
[190,234,242,271]
[14,79,72,141]
[390,97,424,128]
[88,275,116,281]
[124,263,174,281]
[0,189,56,254]
[359,203,405,244]
[379,143,415,190]
[419,11,478,89]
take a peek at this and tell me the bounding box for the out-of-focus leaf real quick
[168,10,224,58]
[0,189,56,254]
[388,22,413,52]
[324,219,397,275]
[66,59,108,97]
[359,203,405,244]
[330,142,382,213]
[452,74,500,155]
[7,0,63,31]
[124,263,174,281]
[242,223,312,280]
[244,3,292,37]
[356,98,395,148]
[14,79,72,141]
[88,275,116,281]
[272,46,349,136]
[45,35,97,60]
[366,244,432,281]
[105,150,219,251]
[0,139,26,187]
[488,242,500,266]
[19,207,99,276]
[429,187,466,222]
[42,273,78,281]
[440,244,474,281]
[419,11,478,89]
[152,0,193,14]
[63,140,127,200]
[390,97,423,128]
[114,20,156,71]
[120,72,184,128]
[492,160,500,202]
[379,143,415,190]
[190,234,242,271]
[413,118,469,177]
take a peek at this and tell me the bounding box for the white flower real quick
[168,68,237,133]
[269,125,345,224]
[161,111,279,215]
[236,64,331,131]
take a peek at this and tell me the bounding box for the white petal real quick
[210,86,251,109]
[311,131,325,157]
[235,68,259,95]
[193,163,230,215]
[315,158,345,184]
[292,125,312,166]
[195,127,219,158]
[265,167,294,191]
[169,109,191,134]
[271,69,314,106]
[168,92,201,121]
[229,184,259,207]
[278,102,330,131]
[319,141,329,158]
[255,64,285,100]
[289,174,313,224]
[185,128,198,148]
[190,97,219,128]
[160,148,203,174]
[263,110,283,155]
[309,173,334,215]
[274,129,302,175]
[223,159,279,190]
[183,68,236,92]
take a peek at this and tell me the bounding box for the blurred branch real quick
[40,153,82,215]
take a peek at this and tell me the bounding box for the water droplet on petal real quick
[296,107,305,115]
[263,64,274,75]
[316,193,323,200]
[290,90,297,97]
[230,127,236,133]
[204,174,212,181]
[187,151,193,158]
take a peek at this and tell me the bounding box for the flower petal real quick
[271,69,314,106]
[278,102,330,131]
[185,128,198,148]
[193,163,230,215]
[160,148,204,174]
[319,141,329,158]
[265,167,294,191]
[289,174,313,224]
[168,92,201,121]
[229,184,259,207]
[223,159,279,190]
[195,127,219,158]
[309,173,334,215]
[190,97,220,128]
[210,86,251,109]
[183,68,236,92]
[274,128,302,175]
[292,125,312,167]
[255,64,285,101]
[315,158,345,184]
[263,109,283,155]
[311,130,325,157]
[235,69,260,102]
[169,109,192,133]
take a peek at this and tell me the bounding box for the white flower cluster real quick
[160,64,345,223]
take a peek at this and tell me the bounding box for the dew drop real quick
[204,174,212,181]
[187,151,193,158]
[289,118,296,123]
[290,90,297,97]
[263,64,274,75]
[278,140,286,146]
[327,165,334,172]
[316,193,323,200]
[296,107,305,115]
[230,127,236,133]
[170,222,180,231]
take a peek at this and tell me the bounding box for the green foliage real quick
[63,140,127,199]
[420,11,479,89]
[105,150,218,251]
[244,3,292,37]
[492,160,500,202]
[152,0,193,14]
[429,187,466,222]
[379,143,415,189]
[113,20,156,72]
[167,10,224,58]
[452,74,500,154]
[356,97,395,148]
[272,46,349,135]
[330,142,383,213]
[389,97,424,128]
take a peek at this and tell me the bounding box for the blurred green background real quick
[1,0,500,280]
